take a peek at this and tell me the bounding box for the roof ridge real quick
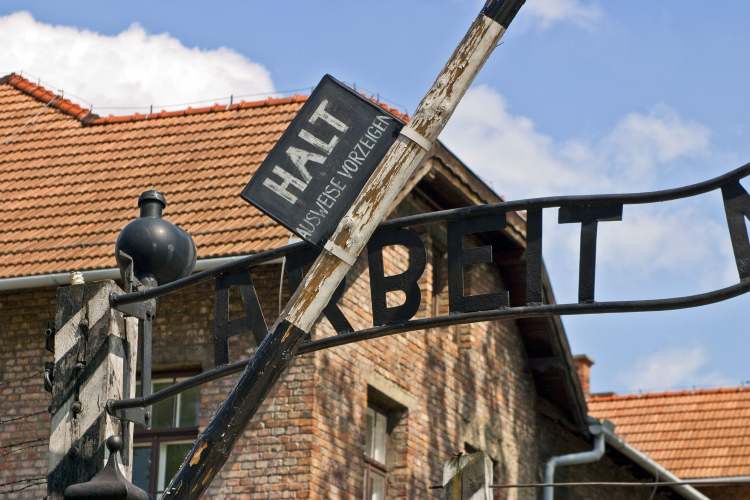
[1,73,99,124]
[589,385,749,402]
[1,73,409,126]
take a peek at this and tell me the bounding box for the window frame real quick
[133,370,201,498]
[364,405,389,500]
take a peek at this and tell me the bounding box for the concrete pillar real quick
[443,451,493,500]
[46,280,138,500]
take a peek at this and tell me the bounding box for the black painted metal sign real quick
[241,75,404,248]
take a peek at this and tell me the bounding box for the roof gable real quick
[589,387,750,478]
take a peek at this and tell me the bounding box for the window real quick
[364,406,388,500]
[132,375,200,498]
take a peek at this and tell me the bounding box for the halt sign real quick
[241,75,404,248]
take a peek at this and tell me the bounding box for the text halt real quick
[241,75,404,248]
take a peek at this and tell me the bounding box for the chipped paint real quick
[289,12,505,346]
[189,441,207,466]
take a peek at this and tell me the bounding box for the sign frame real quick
[241,75,405,249]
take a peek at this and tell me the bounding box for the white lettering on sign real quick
[295,115,392,239]
[299,129,339,154]
[285,146,324,183]
[309,99,349,132]
[263,99,348,205]
[263,166,308,204]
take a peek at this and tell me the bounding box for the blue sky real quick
[1,0,748,395]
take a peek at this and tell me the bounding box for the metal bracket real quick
[119,250,139,294]
[43,361,54,393]
[399,126,433,151]
[45,320,55,353]
[323,239,357,266]
[108,252,156,429]
[112,298,156,321]
[111,407,150,428]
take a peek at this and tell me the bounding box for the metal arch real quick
[110,160,750,308]
[106,160,750,415]
[107,276,750,415]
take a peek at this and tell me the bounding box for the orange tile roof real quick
[0,74,407,279]
[589,386,750,479]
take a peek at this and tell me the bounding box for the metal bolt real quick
[281,351,291,362]
[79,318,89,330]
[75,361,85,371]
[144,411,151,423]
[68,446,79,458]
[71,401,82,414]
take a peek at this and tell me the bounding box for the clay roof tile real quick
[590,386,750,478]
[0,74,404,279]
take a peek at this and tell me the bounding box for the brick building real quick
[0,73,711,499]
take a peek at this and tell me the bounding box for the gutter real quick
[544,419,607,500]
[602,427,711,500]
[0,254,282,293]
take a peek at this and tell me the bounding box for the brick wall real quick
[0,193,705,499]
[0,287,55,499]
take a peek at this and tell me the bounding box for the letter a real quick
[286,146,325,183]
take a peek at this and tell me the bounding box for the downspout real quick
[544,418,607,500]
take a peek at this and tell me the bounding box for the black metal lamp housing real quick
[115,190,197,285]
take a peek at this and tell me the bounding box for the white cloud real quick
[523,0,603,29]
[617,345,730,393]
[594,203,736,291]
[0,11,274,113]
[441,86,597,198]
[442,85,726,290]
[598,105,711,185]
[441,85,711,199]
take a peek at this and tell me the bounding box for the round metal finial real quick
[106,435,123,455]
[138,191,167,218]
[115,191,197,285]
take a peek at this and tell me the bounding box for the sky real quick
[1,0,748,395]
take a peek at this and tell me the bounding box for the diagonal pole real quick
[163,1,525,498]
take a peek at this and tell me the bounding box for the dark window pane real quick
[151,381,174,429]
[132,444,152,493]
[158,441,195,494]
[176,385,200,428]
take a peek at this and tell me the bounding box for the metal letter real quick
[213,269,269,367]
[368,229,426,326]
[447,215,509,313]
[722,181,750,280]
[558,205,623,303]
[286,248,353,335]
[525,208,543,306]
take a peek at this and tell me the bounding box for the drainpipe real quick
[544,418,608,500]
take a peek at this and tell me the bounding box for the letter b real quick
[367,229,426,326]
